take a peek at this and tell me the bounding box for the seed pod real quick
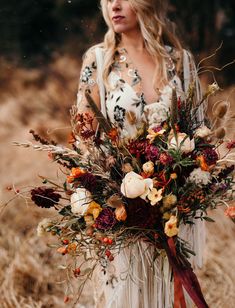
[214,127,226,139]
[213,102,228,119]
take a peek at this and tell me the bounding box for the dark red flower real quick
[125,198,161,229]
[95,208,117,230]
[127,140,147,158]
[145,144,160,161]
[79,172,97,192]
[31,187,61,208]
[202,148,218,165]
[227,140,235,150]
[159,152,173,165]
[80,129,95,139]
[152,126,163,133]
[76,112,95,140]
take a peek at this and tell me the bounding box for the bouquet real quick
[10,81,234,306]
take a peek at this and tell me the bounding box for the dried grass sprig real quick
[85,91,112,133]
[12,141,79,157]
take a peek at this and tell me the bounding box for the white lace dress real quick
[77,45,205,308]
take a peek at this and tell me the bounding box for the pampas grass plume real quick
[213,102,228,119]
[214,127,226,139]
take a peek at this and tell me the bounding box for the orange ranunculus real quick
[196,155,209,171]
[67,167,86,183]
[67,175,75,183]
[108,128,118,142]
[71,167,86,178]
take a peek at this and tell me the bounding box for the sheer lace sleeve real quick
[76,48,101,116]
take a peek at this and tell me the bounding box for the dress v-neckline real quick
[109,71,170,107]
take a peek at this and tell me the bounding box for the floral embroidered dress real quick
[77,46,205,308]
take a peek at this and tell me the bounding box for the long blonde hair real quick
[100,0,183,91]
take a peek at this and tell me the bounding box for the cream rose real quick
[169,132,195,154]
[70,188,92,216]
[194,126,211,138]
[121,171,153,200]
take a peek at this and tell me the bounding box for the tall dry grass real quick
[0,55,234,307]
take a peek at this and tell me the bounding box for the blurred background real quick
[0,1,234,307]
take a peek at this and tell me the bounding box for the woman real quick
[77,0,205,307]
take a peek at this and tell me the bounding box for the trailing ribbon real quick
[164,237,209,308]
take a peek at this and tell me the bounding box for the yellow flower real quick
[170,173,177,180]
[86,201,102,220]
[164,215,179,237]
[143,161,154,175]
[147,188,163,206]
[146,128,166,143]
[163,194,177,209]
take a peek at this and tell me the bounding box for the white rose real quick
[70,188,92,216]
[169,132,195,154]
[188,168,212,185]
[194,126,211,138]
[121,171,153,200]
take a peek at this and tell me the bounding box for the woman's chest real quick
[105,71,184,139]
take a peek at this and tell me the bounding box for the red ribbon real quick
[166,237,209,308]
[168,238,186,308]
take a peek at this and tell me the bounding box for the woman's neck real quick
[120,29,145,52]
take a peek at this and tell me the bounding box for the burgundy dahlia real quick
[95,208,117,230]
[125,198,161,229]
[31,187,61,208]
[127,140,147,158]
[202,148,218,165]
[79,172,97,192]
[159,152,173,165]
[145,144,159,161]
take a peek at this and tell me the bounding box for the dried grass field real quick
[0,56,234,307]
